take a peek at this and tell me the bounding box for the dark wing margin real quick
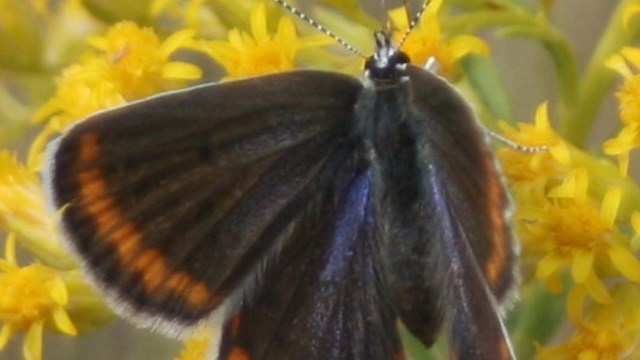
[407,65,516,359]
[218,169,404,360]
[43,70,363,331]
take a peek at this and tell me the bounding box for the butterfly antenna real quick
[272,0,367,59]
[381,0,391,33]
[488,131,549,153]
[398,0,431,48]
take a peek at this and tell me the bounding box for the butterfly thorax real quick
[357,33,418,192]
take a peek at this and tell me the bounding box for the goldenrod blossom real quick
[0,234,77,360]
[497,104,640,298]
[604,47,640,175]
[200,1,331,79]
[497,103,572,199]
[537,322,632,359]
[0,151,72,268]
[174,327,215,360]
[35,21,201,127]
[389,0,490,79]
[623,2,640,31]
[538,283,640,359]
[87,23,201,97]
[28,21,202,171]
[533,188,640,300]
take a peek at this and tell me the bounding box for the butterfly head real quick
[364,31,410,83]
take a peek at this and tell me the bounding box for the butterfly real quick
[44,1,517,359]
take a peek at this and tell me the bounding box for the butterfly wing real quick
[366,64,516,358]
[406,65,516,359]
[217,168,404,360]
[44,70,365,331]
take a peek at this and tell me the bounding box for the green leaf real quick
[462,55,515,124]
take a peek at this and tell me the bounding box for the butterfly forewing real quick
[46,70,363,328]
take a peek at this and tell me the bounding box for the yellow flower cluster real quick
[198,2,332,79]
[499,77,640,359]
[500,103,640,291]
[605,47,640,176]
[389,0,489,79]
[0,234,76,360]
[29,21,202,171]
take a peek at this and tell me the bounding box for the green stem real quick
[446,9,578,137]
[462,55,515,124]
[563,0,640,146]
[449,0,534,11]
[508,282,567,360]
[572,148,640,222]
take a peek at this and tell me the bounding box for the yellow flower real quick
[36,21,201,126]
[603,47,640,174]
[606,47,640,126]
[537,322,631,360]
[538,283,640,359]
[0,234,77,360]
[174,327,215,360]
[496,105,640,297]
[0,151,72,268]
[200,1,331,79]
[497,97,640,356]
[86,22,201,98]
[29,21,202,171]
[497,103,571,198]
[389,0,490,79]
[623,1,640,31]
[523,177,640,300]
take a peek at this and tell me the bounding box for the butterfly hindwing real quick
[45,70,363,329]
[218,167,404,360]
